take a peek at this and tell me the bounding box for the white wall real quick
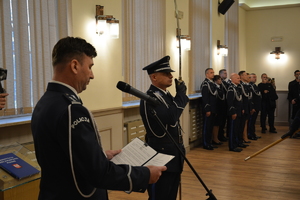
[244,7,300,90]
[212,0,226,72]
[71,0,123,111]
[165,0,190,95]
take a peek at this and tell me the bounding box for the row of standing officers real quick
[200,68,278,152]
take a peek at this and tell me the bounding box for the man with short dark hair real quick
[238,71,251,146]
[200,68,217,150]
[140,55,189,200]
[218,69,229,142]
[31,37,166,200]
[248,73,262,140]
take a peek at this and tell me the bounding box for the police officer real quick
[212,75,225,145]
[227,73,243,152]
[31,37,166,200]
[200,68,218,150]
[140,55,189,200]
[238,71,252,146]
[218,69,230,141]
[248,73,262,140]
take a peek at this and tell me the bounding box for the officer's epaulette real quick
[63,93,82,104]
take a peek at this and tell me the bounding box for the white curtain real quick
[225,1,239,74]
[0,0,72,116]
[122,0,166,101]
[189,0,211,93]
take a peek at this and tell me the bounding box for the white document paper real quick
[111,138,174,166]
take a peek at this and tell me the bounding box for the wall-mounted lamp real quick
[217,40,228,56]
[176,30,191,51]
[270,47,284,59]
[95,5,119,39]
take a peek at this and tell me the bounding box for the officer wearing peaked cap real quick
[142,55,175,74]
[140,55,189,200]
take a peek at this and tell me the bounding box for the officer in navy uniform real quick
[31,37,166,200]
[248,73,262,140]
[212,75,226,145]
[218,69,230,141]
[227,73,243,152]
[200,68,218,150]
[238,71,252,146]
[140,55,189,200]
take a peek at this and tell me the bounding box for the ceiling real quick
[239,0,300,9]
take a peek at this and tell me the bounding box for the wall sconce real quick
[95,5,119,39]
[217,40,228,56]
[176,34,191,51]
[270,47,284,59]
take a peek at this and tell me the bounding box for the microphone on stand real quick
[116,81,160,106]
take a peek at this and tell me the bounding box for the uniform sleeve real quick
[61,104,150,192]
[227,88,237,116]
[146,93,188,126]
[201,83,211,113]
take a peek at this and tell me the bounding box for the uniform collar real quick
[151,84,169,95]
[50,80,79,99]
[231,82,238,87]
[205,78,213,83]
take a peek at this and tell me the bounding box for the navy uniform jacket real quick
[287,79,299,101]
[227,83,243,116]
[221,79,230,95]
[239,81,252,114]
[140,84,189,172]
[200,78,217,113]
[31,82,150,200]
[249,82,262,112]
[216,84,226,115]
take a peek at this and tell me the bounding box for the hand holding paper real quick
[147,165,167,184]
[105,149,122,160]
[111,138,174,166]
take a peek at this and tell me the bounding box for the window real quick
[122,0,166,101]
[0,0,72,117]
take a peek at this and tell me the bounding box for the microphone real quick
[116,81,160,106]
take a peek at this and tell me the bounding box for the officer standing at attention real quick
[238,71,252,146]
[227,73,244,152]
[140,55,189,200]
[218,69,229,142]
[248,73,262,140]
[200,68,218,150]
[31,37,166,200]
[212,75,225,145]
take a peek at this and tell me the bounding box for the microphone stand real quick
[149,106,217,200]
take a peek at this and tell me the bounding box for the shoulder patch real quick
[63,93,82,104]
